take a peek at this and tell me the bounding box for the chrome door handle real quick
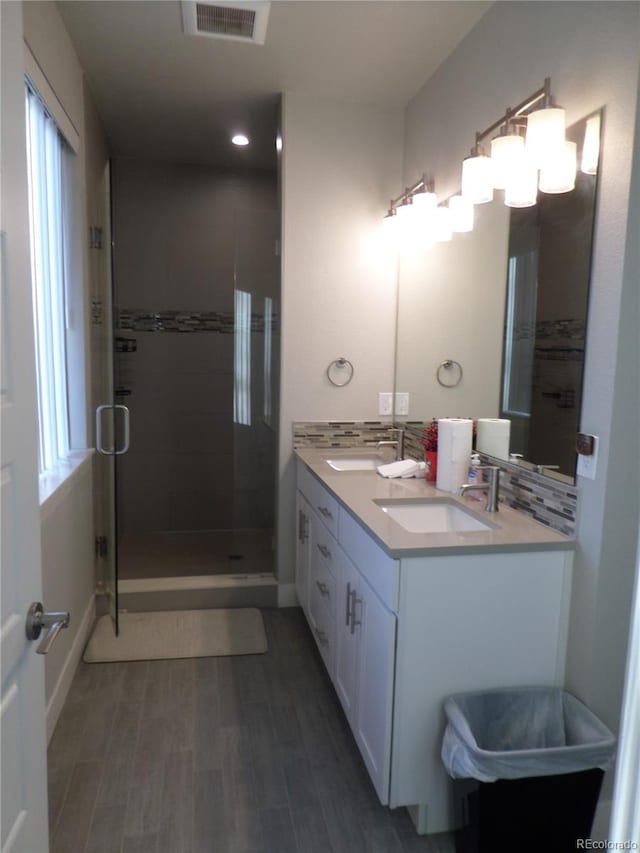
[115,404,130,455]
[315,580,329,597]
[26,602,70,655]
[346,582,352,626]
[96,404,130,455]
[95,404,113,454]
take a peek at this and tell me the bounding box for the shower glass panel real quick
[111,160,279,582]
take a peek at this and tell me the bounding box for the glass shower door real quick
[93,162,120,633]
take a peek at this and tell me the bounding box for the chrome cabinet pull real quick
[115,404,130,455]
[346,582,352,626]
[314,627,328,646]
[298,509,307,543]
[316,580,329,597]
[317,543,331,560]
[26,602,70,655]
[350,589,361,636]
[317,506,333,520]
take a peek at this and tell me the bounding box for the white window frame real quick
[24,47,90,505]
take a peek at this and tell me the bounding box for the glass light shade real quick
[434,206,453,242]
[461,154,493,204]
[449,195,474,233]
[581,115,601,175]
[539,140,577,193]
[412,191,437,217]
[504,160,538,208]
[525,106,566,167]
[231,134,249,146]
[491,134,525,190]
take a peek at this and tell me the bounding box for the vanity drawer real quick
[310,582,335,675]
[311,541,337,618]
[298,463,339,538]
[313,519,338,579]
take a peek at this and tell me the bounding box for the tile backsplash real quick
[293,420,577,536]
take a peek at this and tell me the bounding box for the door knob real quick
[25,602,70,655]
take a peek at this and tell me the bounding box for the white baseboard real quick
[46,595,95,743]
[277,583,298,608]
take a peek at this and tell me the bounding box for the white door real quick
[334,549,360,721]
[353,578,396,805]
[1,3,50,851]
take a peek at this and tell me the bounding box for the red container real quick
[425,451,438,482]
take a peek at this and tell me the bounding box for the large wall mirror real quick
[394,112,602,483]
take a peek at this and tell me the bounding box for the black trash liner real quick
[441,687,616,853]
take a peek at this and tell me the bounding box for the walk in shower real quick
[109,159,280,584]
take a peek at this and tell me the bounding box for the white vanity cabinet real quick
[334,544,396,804]
[294,457,573,835]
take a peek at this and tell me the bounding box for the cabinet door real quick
[334,548,360,722]
[295,491,312,616]
[353,578,396,805]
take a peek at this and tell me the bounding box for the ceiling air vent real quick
[181,2,270,44]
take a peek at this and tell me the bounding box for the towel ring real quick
[437,359,463,388]
[327,358,354,387]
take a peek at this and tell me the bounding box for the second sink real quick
[374,498,496,534]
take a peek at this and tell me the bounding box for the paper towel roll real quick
[477,418,511,460]
[436,419,473,493]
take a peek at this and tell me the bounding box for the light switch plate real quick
[395,393,409,416]
[378,392,393,416]
[576,434,598,479]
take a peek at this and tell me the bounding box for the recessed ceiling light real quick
[232,134,249,146]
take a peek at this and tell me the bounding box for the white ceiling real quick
[57,0,491,170]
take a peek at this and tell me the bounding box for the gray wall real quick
[403,0,640,753]
[112,160,279,534]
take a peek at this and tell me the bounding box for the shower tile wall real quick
[112,160,279,539]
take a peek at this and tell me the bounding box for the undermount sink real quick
[374,498,496,534]
[326,456,380,471]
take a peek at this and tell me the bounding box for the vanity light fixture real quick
[581,114,601,175]
[449,195,474,232]
[461,145,494,204]
[539,139,577,193]
[490,120,526,190]
[434,206,453,242]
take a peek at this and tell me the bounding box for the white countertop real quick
[295,448,575,558]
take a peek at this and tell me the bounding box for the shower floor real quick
[118,529,274,580]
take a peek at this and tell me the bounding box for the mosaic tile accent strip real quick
[293,421,397,449]
[293,420,577,536]
[116,308,278,334]
[478,454,577,536]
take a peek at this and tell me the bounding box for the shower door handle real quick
[96,404,130,456]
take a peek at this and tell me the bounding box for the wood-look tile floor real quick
[48,608,455,853]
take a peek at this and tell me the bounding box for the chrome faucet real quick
[376,428,405,461]
[459,465,501,512]
[535,464,560,474]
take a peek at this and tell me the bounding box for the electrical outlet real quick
[576,434,598,479]
[378,392,393,416]
[395,392,409,416]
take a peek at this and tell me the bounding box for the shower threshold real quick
[117,572,278,612]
